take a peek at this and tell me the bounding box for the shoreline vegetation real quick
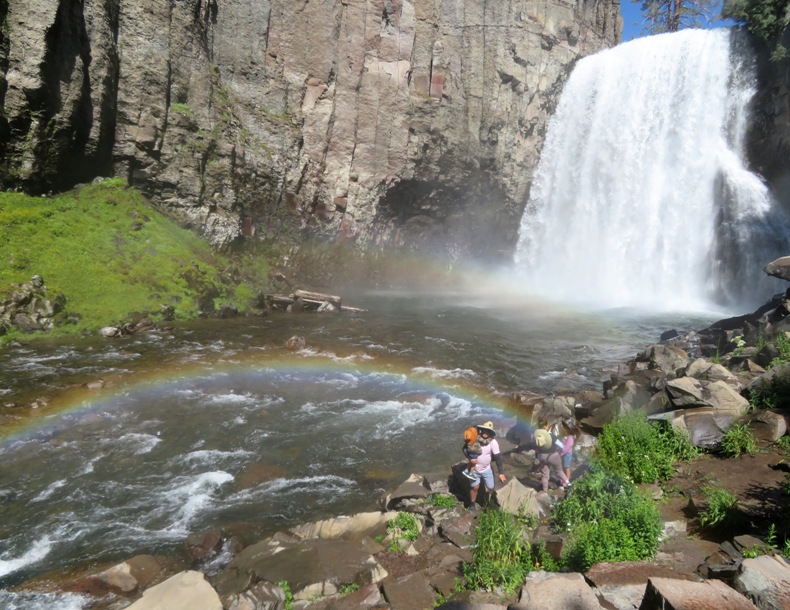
[3,182,790,607]
[0,179,277,343]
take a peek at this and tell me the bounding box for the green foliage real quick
[597,412,697,484]
[170,102,193,116]
[749,385,777,411]
[338,583,360,595]
[770,333,790,368]
[554,467,662,572]
[640,0,722,34]
[783,473,790,496]
[278,581,294,610]
[723,0,789,59]
[699,486,739,529]
[719,424,757,457]
[776,436,790,452]
[430,494,457,508]
[463,509,533,594]
[563,519,640,571]
[0,180,271,337]
[387,512,420,541]
[756,334,770,351]
[531,541,561,572]
[387,539,405,553]
[386,511,421,552]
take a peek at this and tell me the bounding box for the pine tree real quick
[640,0,723,33]
[723,0,790,60]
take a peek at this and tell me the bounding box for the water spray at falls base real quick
[514,29,790,312]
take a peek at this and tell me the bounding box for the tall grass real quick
[596,411,698,484]
[553,467,662,571]
[463,509,533,594]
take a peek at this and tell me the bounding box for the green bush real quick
[563,519,640,571]
[720,424,757,457]
[723,0,789,60]
[776,436,790,453]
[699,486,739,529]
[597,412,697,484]
[554,468,662,571]
[463,509,533,594]
[430,494,457,508]
[387,512,420,541]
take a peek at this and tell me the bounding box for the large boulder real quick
[381,572,437,610]
[641,344,691,376]
[126,571,222,610]
[665,378,749,414]
[495,477,541,518]
[510,571,602,610]
[733,554,790,610]
[380,473,432,511]
[214,538,387,601]
[640,576,758,610]
[743,410,787,444]
[585,561,702,610]
[290,512,397,541]
[764,257,790,282]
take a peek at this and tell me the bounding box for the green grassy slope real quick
[0,179,269,337]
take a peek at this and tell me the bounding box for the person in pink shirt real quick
[560,420,577,482]
[467,421,507,511]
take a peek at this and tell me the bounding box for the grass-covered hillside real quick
[0,179,271,338]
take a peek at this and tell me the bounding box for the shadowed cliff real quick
[0,0,621,263]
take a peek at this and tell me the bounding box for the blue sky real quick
[620,0,736,42]
[621,0,646,41]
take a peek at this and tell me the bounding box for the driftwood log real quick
[260,290,366,313]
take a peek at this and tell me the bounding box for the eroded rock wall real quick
[0,0,621,261]
[746,26,790,213]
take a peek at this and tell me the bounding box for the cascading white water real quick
[514,28,790,311]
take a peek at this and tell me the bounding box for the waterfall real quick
[513,28,790,312]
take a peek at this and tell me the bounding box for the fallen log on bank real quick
[260,289,366,313]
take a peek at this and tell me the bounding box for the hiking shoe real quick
[461,469,476,480]
[466,503,478,513]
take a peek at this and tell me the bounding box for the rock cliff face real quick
[747,26,790,213]
[0,0,621,262]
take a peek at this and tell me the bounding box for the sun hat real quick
[477,421,496,437]
[534,428,552,450]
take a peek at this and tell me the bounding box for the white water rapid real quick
[514,28,790,311]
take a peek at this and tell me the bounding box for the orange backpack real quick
[463,426,478,446]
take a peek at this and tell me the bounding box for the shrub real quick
[430,494,457,508]
[699,486,739,529]
[769,333,790,368]
[722,0,789,60]
[563,519,639,571]
[463,509,533,594]
[720,424,757,457]
[338,583,359,595]
[387,512,420,542]
[597,412,696,484]
[554,467,662,570]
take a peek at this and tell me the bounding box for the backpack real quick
[463,426,478,447]
[534,428,553,450]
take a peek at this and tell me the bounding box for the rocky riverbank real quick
[10,265,790,609]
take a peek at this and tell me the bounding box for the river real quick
[0,288,722,608]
